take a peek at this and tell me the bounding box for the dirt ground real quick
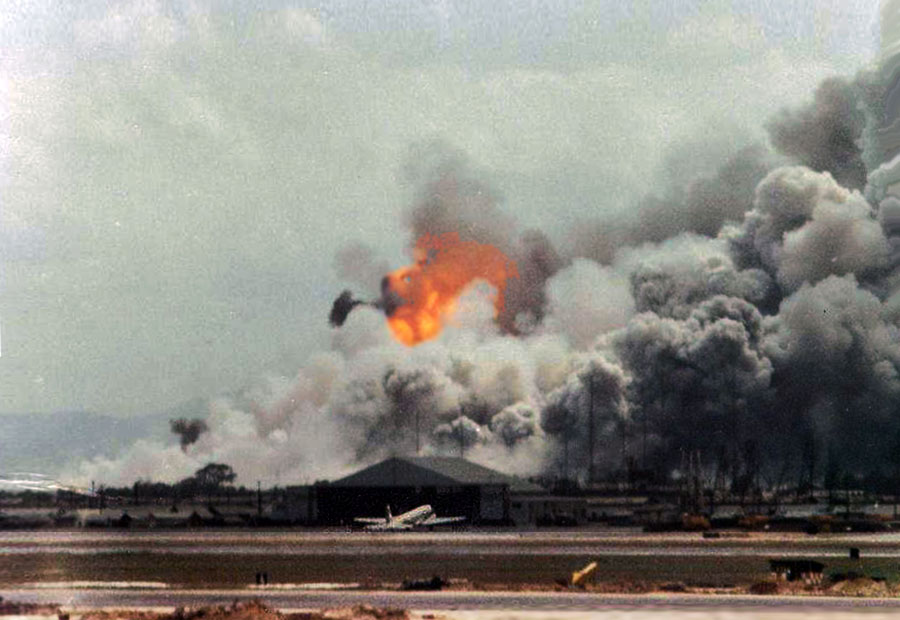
[0,600,419,620]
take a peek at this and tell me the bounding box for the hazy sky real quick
[0,0,880,417]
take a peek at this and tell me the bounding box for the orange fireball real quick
[383,232,519,345]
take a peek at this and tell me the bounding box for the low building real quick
[315,456,543,525]
[509,494,587,526]
[268,485,318,525]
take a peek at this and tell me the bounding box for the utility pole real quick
[587,373,595,485]
[257,480,262,517]
[563,406,570,488]
[415,409,420,455]
[641,410,648,470]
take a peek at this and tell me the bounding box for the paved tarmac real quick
[4,528,900,556]
[3,530,900,594]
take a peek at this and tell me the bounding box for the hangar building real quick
[315,455,543,525]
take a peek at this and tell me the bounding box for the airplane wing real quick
[422,515,466,526]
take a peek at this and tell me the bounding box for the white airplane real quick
[354,504,465,531]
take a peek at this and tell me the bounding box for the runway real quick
[5,529,900,556]
[2,530,900,594]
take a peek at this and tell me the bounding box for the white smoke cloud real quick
[544,259,634,349]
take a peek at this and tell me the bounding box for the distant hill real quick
[0,406,198,477]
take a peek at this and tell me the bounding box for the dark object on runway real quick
[769,559,825,582]
[850,547,860,559]
[537,514,577,527]
[749,581,779,595]
[659,582,688,592]
[401,576,445,591]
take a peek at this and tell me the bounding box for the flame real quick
[383,232,519,345]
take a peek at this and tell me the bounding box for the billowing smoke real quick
[170,418,209,450]
[433,416,489,455]
[72,64,900,493]
[621,235,775,319]
[490,403,540,448]
[726,166,889,294]
[571,142,772,264]
[767,76,869,190]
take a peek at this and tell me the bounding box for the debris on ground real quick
[570,561,597,588]
[658,582,687,593]
[828,577,890,597]
[76,601,411,620]
[748,581,780,595]
[400,576,445,591]
[314,605,409,620]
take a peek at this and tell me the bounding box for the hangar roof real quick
[330,456,543,493]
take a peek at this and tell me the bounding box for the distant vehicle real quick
[354,504,465,531]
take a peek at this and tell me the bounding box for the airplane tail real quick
[386,505,392,522]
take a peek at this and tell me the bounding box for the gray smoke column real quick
[490,403,540,448]
[571,142,772,264]
[767,77,868,190]
[333,243,390,297]
[433,416,489,454]
[169,418,209,450]
[611,296,773,465]
[762,275,900,471]
[541,357,629,479]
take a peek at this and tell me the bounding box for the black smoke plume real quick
[170,418,208,450]
[329,290,368,327]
